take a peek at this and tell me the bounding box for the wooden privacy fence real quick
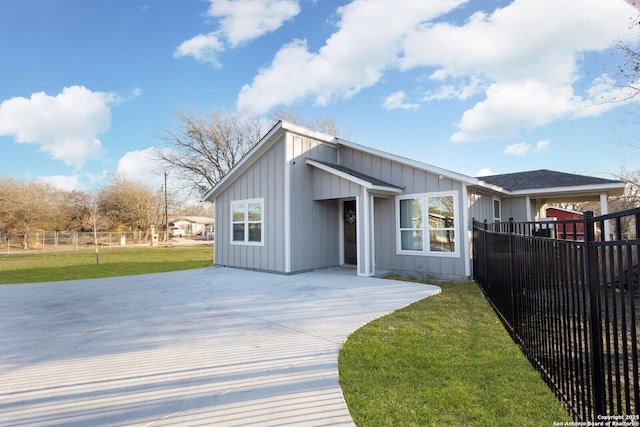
[473,208,639,422]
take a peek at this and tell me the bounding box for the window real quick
[231,199,263,245]
[493,198,501,221]
[397,192,458,256]
[399,198,423,251]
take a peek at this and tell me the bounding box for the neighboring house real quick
[169,216,214,236]
[202,121,625,280]
[544,206,585,240]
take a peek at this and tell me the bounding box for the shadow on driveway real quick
[0,267,440,426]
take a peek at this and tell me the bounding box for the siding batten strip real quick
[284,134,291,273]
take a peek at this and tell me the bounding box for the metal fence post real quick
[483,219,488,287]
[508,217,517,331]
[583,210,605,416]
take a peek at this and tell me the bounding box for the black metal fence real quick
[473,208,639,422]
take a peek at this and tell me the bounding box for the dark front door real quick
[343,200,357,265]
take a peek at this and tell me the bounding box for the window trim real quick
[396,191,459,257]
[493,197,501,222]
[230,198,264,246]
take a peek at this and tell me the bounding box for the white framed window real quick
[493,198,501,222]
[396,191,458,257]
[231,198,264,245]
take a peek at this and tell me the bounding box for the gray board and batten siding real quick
[288,133,342,273]
[336,144,470,280]
[204,121,624,280]
[213,133,288,273]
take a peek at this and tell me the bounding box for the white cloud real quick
[503,142,531,157]
[176,0,300,65]
[0,86,116,168]
[400,0,639,142]
[174,33,225,66]
[535,139,549,153]
[574,74,640,117]
[117,148,202,201]
[423,75,484,102]
[475,168,493,177]
[237,0,467,113]
[503,139,550,157]
[209,0,300,47]
[235,0,639,138]
[451,80,576,142]
[37,175,81,192]
[383,91,419,111]
[116,147,166,189]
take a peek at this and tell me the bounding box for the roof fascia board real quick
[336,138,479,186]
[507,182,626,197]
[281,121,337,144]
[470,181,626,198]
[306,158,402,194]
[469,181,511,195]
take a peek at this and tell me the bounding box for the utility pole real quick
[164,171,168,242]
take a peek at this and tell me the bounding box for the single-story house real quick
[169,216,214,236]
[202,121,625,280]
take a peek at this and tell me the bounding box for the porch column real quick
[600,193,610,241]
[357,187,375,277]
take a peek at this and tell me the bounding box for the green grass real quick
[339,278,572,427]
[0,247,213,284]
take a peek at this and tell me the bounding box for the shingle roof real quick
[478,169,623,191]
[311,160,403,189]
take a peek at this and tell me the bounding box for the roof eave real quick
[306,158,403,194]
[507,182,627,198]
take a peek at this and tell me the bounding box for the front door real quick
[343,200,357,265]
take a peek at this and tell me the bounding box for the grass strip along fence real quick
[0,247,213,284]
[339,279,571,427]
[474,208,640,422]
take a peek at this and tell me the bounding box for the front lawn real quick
[0,246,213,284]
[338,278,571,426]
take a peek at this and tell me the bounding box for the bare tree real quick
[155,110,345,197]
[97,178,163,232]
[61,190,95,231]
[0,179,57,233]
[268,109,346,138]
[615,41,640,102]
[614,167,640,207]
[155,111,264,197]
[613,13,640,102]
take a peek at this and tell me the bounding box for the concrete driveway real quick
[0,267,440,426]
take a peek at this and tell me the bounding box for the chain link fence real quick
[0,231,213,254]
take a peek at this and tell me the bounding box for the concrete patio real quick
[0,267,440,426]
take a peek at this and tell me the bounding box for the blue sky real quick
[1,0,639,194]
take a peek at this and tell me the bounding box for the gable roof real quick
[478,169,626,197]
[202,120,335,201]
